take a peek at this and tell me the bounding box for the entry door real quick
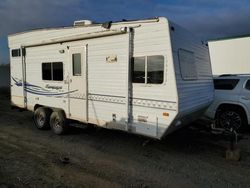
[68,45,87,122]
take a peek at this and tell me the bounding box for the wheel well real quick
[34,104,66,117]
[52,108,67,118]
[34,104,42,111]
[216,104,247,121]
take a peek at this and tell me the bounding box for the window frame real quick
[178,48,198,81]
[213,78,240,90]
[131,56,146,84]
[42,63,53,81]
[72,53,82,76]
[11,49,21,57]
[42,62,64,82]
[132,55,165,85]
[244,79,250,91]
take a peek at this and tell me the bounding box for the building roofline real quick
[208,34,250,42]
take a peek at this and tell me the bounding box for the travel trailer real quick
[8,17,213,139]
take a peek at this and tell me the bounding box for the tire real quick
[216,107,247,131]
[50,111,68,135]
[33,107,51,130]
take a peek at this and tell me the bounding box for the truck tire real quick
[33,107,51,130]
[216,107,247,131]
[50,111,68,135]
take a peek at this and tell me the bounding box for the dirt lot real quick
[1,89,250,188]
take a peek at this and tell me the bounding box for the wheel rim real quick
[54,118,61,129]
[37,113,45,126]
[219,111,241,130]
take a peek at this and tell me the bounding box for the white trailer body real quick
[8,17,213,139]
[209,35,250,75]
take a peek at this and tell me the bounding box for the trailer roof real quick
[8,17,160,37]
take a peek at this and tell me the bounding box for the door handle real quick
[241,96,250,100]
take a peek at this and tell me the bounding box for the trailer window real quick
[132,57,145,83]
[72,53,81,76]
[11,49,21,57]
[132,55,164,84]
[42,62,63,81]
[42,63,52,80]
[52,62,63,81]
[178,49,197,80]
[147,56,164,84]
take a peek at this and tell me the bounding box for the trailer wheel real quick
[50,111,68,135]
[33,107,51,130]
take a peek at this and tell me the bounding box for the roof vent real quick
[74,20,92,27]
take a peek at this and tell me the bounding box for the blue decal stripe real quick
[25,88,78,96]
[12,77,78,96]
[12,77,51,92]
[25,87,61,95]
[26,84,51,91]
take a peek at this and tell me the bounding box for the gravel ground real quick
[0,89,250,188]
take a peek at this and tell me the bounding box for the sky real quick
[1,0,250,64]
